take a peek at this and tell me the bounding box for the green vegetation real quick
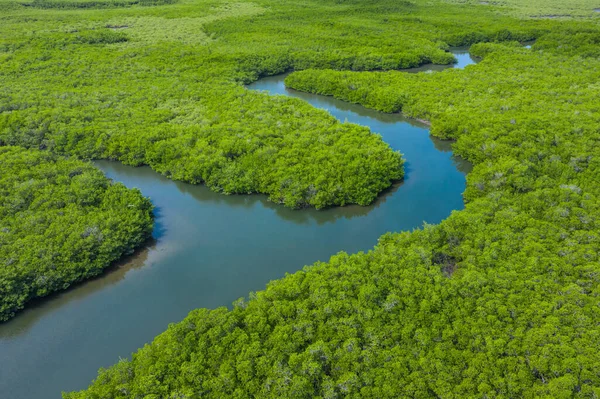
[2,0,580,208]
[444,0,600,18]
[281,37,600,398]
[0,0,427,210]
[0,146,153,320]
[0,0,599,396]
[64,218,600,398]
[285,41,600,161]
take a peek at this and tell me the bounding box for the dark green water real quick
[0,56,473,399]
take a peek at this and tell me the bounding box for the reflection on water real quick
[0,65,471,399]
[404,46,479,73]
[450,47,481,69]
[0,243,155,340]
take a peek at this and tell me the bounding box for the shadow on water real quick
[0,241,156,339]
[109,163,398,225]
[430,137,473,174]
[151,206,167,239]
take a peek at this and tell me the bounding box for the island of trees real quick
[0,146,153,320]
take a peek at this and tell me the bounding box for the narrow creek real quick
[0,51,474,399]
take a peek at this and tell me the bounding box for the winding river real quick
[0,52,474,399]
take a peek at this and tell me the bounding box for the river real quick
[0,50,474,399]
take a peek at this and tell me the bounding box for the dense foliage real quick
[0,0,423,209]
[64,218,600,398]
[284,40,600,164]
[2,0,577,208]
[0,146,153,320]
[283,39,600,397]
[0,0,597,396]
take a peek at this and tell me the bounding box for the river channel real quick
[0,52,474,399]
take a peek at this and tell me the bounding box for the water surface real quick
[404,46,479,73]
[0,64,471,399]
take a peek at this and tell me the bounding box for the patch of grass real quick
[444,0,600,18]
